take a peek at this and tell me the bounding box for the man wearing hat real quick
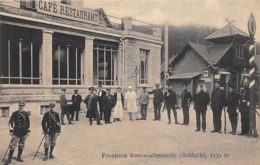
[102,88,114,124]
[139,87,149,120]
[148,83,164,121]
[181,83,192,126]
[71,89,82,121]
[193,80,210,132]
[97,85,107,120]
[5,101,30,165]
[211,80,226,133]
[59,89,73,125]
[163,85,178,124]
[225,85,240,135]
[84,87,102,126]
[42,103,61,161]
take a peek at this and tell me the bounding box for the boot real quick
[168,115,171,124]
[16,147,24,162]
[232,123,237,135]
[5,149,14,165]
[49,146,55,159]
[174,115,179,124]
[43,147,49,161]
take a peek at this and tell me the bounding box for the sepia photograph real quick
[0,0,259,165]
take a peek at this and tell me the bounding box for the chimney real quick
[122,16,132,31]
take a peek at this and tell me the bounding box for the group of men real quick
[3,78,254,164]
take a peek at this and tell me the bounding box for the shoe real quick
[49,154,55,159]
[218,131,222,133]
[105,122,108,124]
[185,124,189,126]
[62,123,66,125]
[228,131,233,134]
[108,122,112,124]
[68,122,74,125]
[4,159,11,165]
[181,123,186,125]
[117,119,121,121]
[203,130,206,132]
[175,122,180,124]
[90,123,92,126]
[153,119,157,121]
[168,122,171,124]
[43,155,48,161]
[232,132,236,135]
[238,133,246,135]
[76,119,79,121]
[211,130,217,133]
[97,123,103,125]
[195,129,200,132]
[16,157,24,162]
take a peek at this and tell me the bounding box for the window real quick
[61,0,71,5]
[235,43,244,59]
[0,25,41,84]
[139,49,149,84]
[93,46,118,85]
[0,107,9,118]
[40,105,49,115]
[20,0,36,9]
[52,45,83,85]
[203,70,209,78]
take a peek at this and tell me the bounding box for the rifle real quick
[223,107,227,134]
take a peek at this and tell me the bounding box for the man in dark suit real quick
[59,89,73,125]
[97,85,106,120]
[163,86,178,124]
[71,89,82,121]
[148,83,164,121]
[102,88,114,124]
[181,83,192,126]
[211,81,226,133]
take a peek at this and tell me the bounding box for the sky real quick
[83,0,260,41]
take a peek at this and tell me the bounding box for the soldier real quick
[139,87,149,120]
[4,101,30,165]
[181,83,192,126]
[148,83,164,121]
[59,89,73,125]
[84,87,103,126]
[193,80,210,132]
[163,86,178,124]
[97,85,106,120]
[102,88,114,124]
[42,103,61,161]
[113,87,124,122]
[71,89,82,121]
[238,77,250,135]
[211,81,226,133]
[225,85,240,135]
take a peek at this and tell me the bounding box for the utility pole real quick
[164,24,169,89]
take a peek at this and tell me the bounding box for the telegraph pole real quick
[164,24,169,89]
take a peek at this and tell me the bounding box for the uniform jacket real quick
[193,91,210,111]
[164,90,177,108]
[113,93,124,106]
[239,88,250,112]
[225,91,239,113]
[42,111,61,134]
[211,88,226,109]
[72,94,82,110]
[148,89,164,104]
[102,94,115,109]
[181,90,192,107]
[59,94,67,109]
[9,110,30,137]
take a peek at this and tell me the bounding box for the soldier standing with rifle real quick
[4,101,30,165]
[42,103,61,161]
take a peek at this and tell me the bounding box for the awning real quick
[168,72,201,80]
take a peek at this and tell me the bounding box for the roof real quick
[168,72,201,80]
[205,23,250,40]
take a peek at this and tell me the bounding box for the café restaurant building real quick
[0,0,162,116]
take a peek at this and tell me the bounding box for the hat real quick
[89,87,95,90]
[142,87,147,89]
[182,83,187,87]
[106,88,111,91]
[128,86,133,89]
[19,101,26,106]
[117,87,122,89]
[155,83,160,87]
[61,88,66,91]
[74,89,78,91]
[198,79,205,84]
[98,85,102,88]
[215,80,220,84]
[49,102,56,108]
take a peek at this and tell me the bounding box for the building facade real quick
[0,0,162,117]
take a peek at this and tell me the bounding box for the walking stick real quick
[33,135,45,160]
[2,135,12,162]
[224,107,227,134]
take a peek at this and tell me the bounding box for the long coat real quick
[164,90,177,108]
[193,91,210,111]
[125,91,138,112]
[211,88,226,110]
[72,94,82,111]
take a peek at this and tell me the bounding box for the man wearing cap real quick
[139,87,149,120]
[42,103,61,161]
[211,80,226,133]
[193,80,210,132]
[102,88,114,124]
[84,87,102,126]
[163,85,178,124]
[225,85,240,135]
[148,83,164,121]
[59,89,73,125]
[97,85,106,120]
[71,89,82,121]
[5,101,30,165]
[113,87,124,122]
[181,83,192,126]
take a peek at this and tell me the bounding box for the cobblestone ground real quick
[0,107,259,165]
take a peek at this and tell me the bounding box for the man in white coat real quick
[124,86,138,121]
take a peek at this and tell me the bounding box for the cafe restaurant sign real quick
[37,0,105,26]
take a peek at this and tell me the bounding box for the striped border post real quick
[247,13,258,137]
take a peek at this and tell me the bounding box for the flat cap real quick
[49,102,56,108]
[61,88,66,91]
[19,101,26,106]
[89,87,95,90]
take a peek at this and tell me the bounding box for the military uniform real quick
[239,87,250,135]
[102,90,114,124]
[164,88,178,124]
[5,101,30,165]
[71,90,82,121]
[181,87,192,125]
[42,103,61,161]
[59,89,72,125]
